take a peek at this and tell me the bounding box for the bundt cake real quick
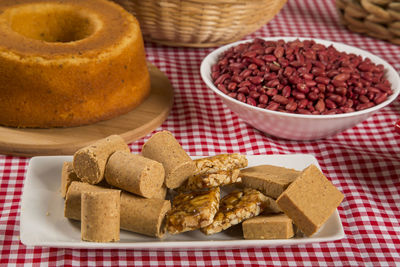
[0,0,150,128]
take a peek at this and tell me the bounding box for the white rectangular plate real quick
[20,154,345,250]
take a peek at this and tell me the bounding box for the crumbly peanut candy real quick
[166,187,220,234]
[201,188,269,235]
[241,165,300,199]
[194,154,248,175]
[276,164,344,236]
[242,214,294,240]
[179,169,241,191]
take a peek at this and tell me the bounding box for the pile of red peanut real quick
[211,39,393,115]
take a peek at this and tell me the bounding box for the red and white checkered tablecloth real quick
[1,0,399,265]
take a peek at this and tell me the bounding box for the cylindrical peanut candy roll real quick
[152,185,167,200]
[64,181,113,220]
[141,131,195,189]
[60,162,80,198]
[81,190,120,242]
[65,182,171,238]
[120,192,171,238]
[73,135,130,184]
[105,151,164,198]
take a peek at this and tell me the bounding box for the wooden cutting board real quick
[0,64,174,157]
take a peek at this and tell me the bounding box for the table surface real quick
[1,0,399,266]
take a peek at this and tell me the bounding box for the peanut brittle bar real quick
[166,187,220,234]
[201,188,269,235]
[179,169,241,191]
[194,154,248,175]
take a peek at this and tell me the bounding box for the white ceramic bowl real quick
[200,37,400,140]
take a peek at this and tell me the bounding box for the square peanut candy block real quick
[241,165,300,199]
[276,164,344,236]
[242,214,294,239]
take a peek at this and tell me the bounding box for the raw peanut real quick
[249,91,260,100]
[332,80,347,88]
[239,81,252,88]
[325,99,337,109]
[303,73,314,80]
[315,76,330,85]
[243,51,257,58]
[297,99,308,109]
[327,70,339,78]
[305,79,317,87]
[240,69,253,78]
[315,99,325,113]
[264,47,275,54]
[237,93,246,103]
[217,84,228,94]
[322,109,338,115]
[211,71,220,80]
[266,88,278,96]
[335,87,347,96]
[356,102,374,111]
[237,87,249,95]
[214,73,230,85]
[264,55,277,62]
[326,84,335,93]
[307,101,315,112]
[285,102,297,112]
[341,107,355,113]
[292,90,306,100]
[257,104,266,108]
[227,92,237,98]
[359,95,370,104]
[328,94,343,104]
[374,93,387,104]
[227,82,237,91]
[343,99,354,108]
[252,58,265,67]
[333,73,350,82]
[297,109,312,114]
[311,68,326,76]
[264,72,277,81]
[297,83,309,94]
[282,86,291,98]
[230,63,245,69]
[247,97,257,106]
[266,101,280,111]
[266,79,280,88]
[248,63,258,70]
[283,67,294,77]
[308,92,319,101]
[269,63,280,71]
[274,46,284,58]
[259,94,269,105]
[272,95,289,105]
[249,76,264,85]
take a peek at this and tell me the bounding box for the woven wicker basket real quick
[112,0,287,47]
[336,0,400,45]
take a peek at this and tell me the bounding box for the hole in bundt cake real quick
[8,4,97,43]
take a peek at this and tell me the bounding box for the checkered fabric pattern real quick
[1,0,399,266]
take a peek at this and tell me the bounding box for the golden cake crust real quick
[0,0,150,128]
